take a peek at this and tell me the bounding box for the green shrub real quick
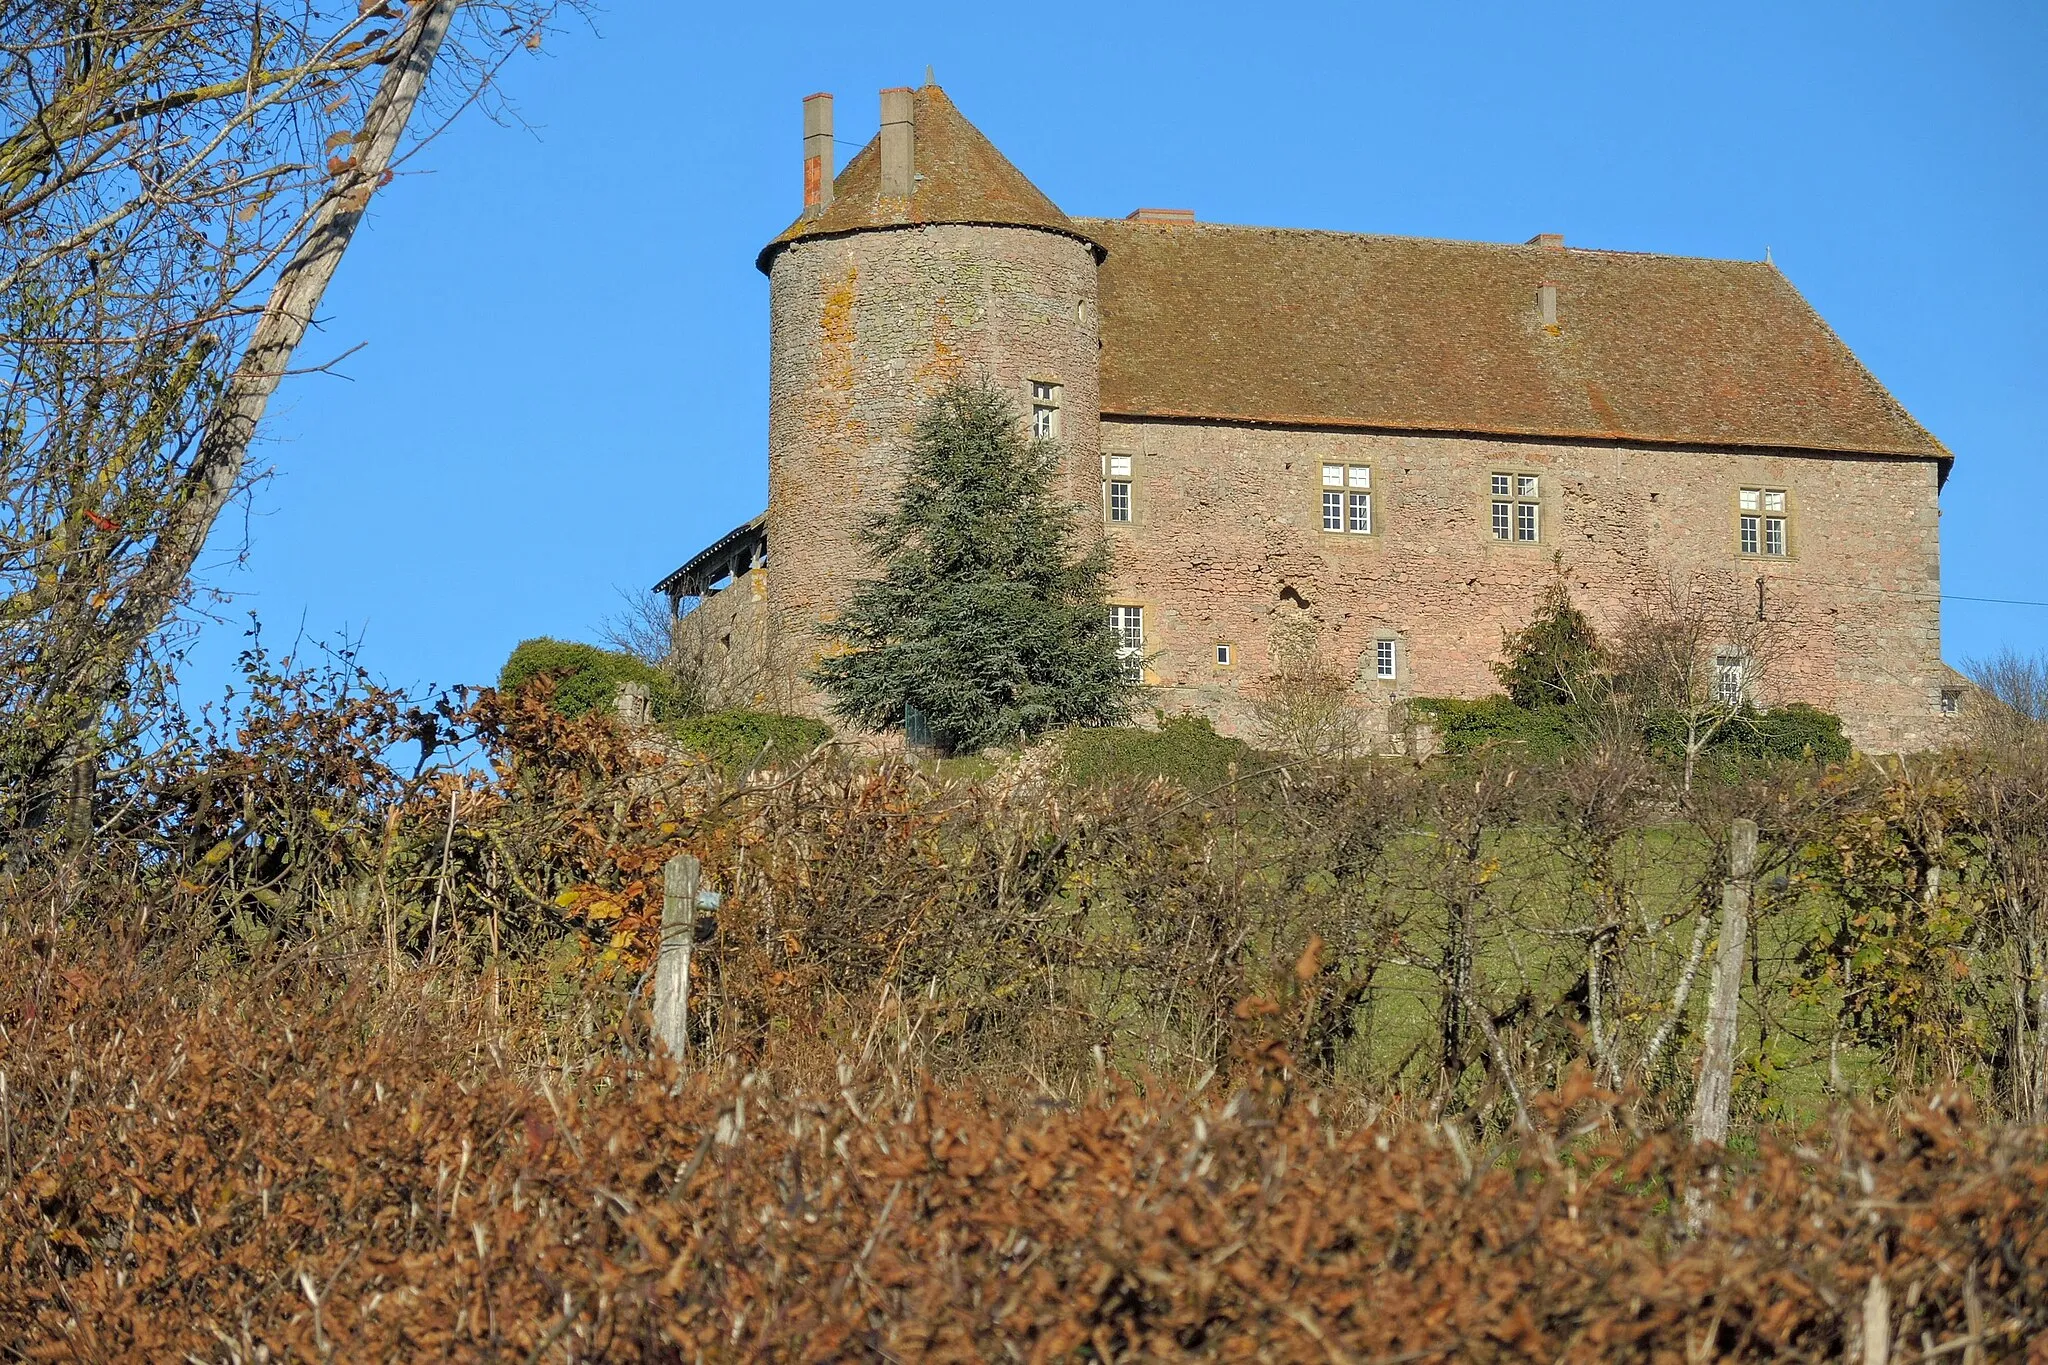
[1645,702,1852,768]
[1409,695,1582,761]
[498,638,688,722]
[1056,714,1255,790]
[662,710,833,773]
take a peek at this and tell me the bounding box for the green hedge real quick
[1056,715,1256,790]
[1645,702,1851,766]
[498,638,689,721]
[1409,696,1583,761]
[661,711,833,774]
[1414,694,1850,767]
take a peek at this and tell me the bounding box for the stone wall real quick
[1091,418,1951,752]
[764,223,1101,713]
[672,567,786,712]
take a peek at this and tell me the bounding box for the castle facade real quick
[660,83,1956,752]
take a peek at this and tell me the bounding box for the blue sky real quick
[189,0,2047,698]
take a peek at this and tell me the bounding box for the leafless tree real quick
[1248,619,1365,762]
[1,1,579,833]
[1608,574,1778,792]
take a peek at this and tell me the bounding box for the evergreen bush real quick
[498,638,687,721]
[1056,714,1255,789]
[813,379,1135,753]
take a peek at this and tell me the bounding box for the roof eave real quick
[756,218,1104,275]
[1099,405,1953,470]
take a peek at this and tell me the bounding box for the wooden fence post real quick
[654,853,699,1062]
[1691,818,1759,1148]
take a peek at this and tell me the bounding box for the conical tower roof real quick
[757,85,1095,273]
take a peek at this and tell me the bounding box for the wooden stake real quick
[655,854,699,1062]
[1691,818,1758,1148]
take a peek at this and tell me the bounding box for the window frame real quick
[1737,487,1792,558]
[1107,603,1145,683]
[1215,643,1233,668]
[1490,471,1542,544]
[1318,462,1376,537]
[1028,379,1062,441]
[1374,638,1398,681]
[1104,453,1134,524]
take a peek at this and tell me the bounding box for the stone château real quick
[658,81,1956,752]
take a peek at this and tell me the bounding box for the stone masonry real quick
[664,82,1955,753]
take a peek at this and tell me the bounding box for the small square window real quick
[1491,473,1512,497]
[1739,489,1761,512]
[1939,687,1961,716]
[1107,455,1132,478]
[1347,466,1371,489]
[1375,639,1397,680]
[1762,490,1786,514]
[1216,643,1233,666]
[1516,475,1539,498]
[1322,463,1346,488]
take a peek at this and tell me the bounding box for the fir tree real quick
[812,379,1135,752]
[1493,570,1602,709]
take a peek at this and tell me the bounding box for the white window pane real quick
[1348,491,1371,533]
[1517,501,1539,541]
[1376,639,1396,679]
[1740,515,1759,555]
[1762,490,1786,513]
[1765,517,1786,555]
[1347,465,1371,489]
[1323,490,1344,532]
[1517,475,1539,498]
[1322,463,1345,487]
[1492,500,1511,539]
[1491,474,1511,497]
[1108,455,1132,478]
[1216,644,1231,665]
[1108,481,1131,522]
[1740,489,1761,511]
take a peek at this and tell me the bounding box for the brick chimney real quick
[802,93,834,218]
[880,87,915,198]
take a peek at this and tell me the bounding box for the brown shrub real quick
[4,936,2044,1362]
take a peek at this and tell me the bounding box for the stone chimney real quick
[880,87,915,198]
[802,93,834,218]
[1538,281,1559,330]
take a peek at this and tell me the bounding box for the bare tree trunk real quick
[1690,818,1758,1147]
[52,0,458,769]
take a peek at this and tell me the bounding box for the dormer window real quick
[1029,380,1061,440]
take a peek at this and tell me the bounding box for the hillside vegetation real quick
[5,637,2047,1358]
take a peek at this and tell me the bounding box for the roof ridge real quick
[1075,215,1782,268]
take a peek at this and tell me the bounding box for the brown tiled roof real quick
[757,87,1093,273]
[1082,218,1948,467]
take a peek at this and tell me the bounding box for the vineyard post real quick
[1691,818,1758,1147]
[656,854,699,1062]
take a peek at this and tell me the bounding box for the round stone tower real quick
[755,83,1103,715]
